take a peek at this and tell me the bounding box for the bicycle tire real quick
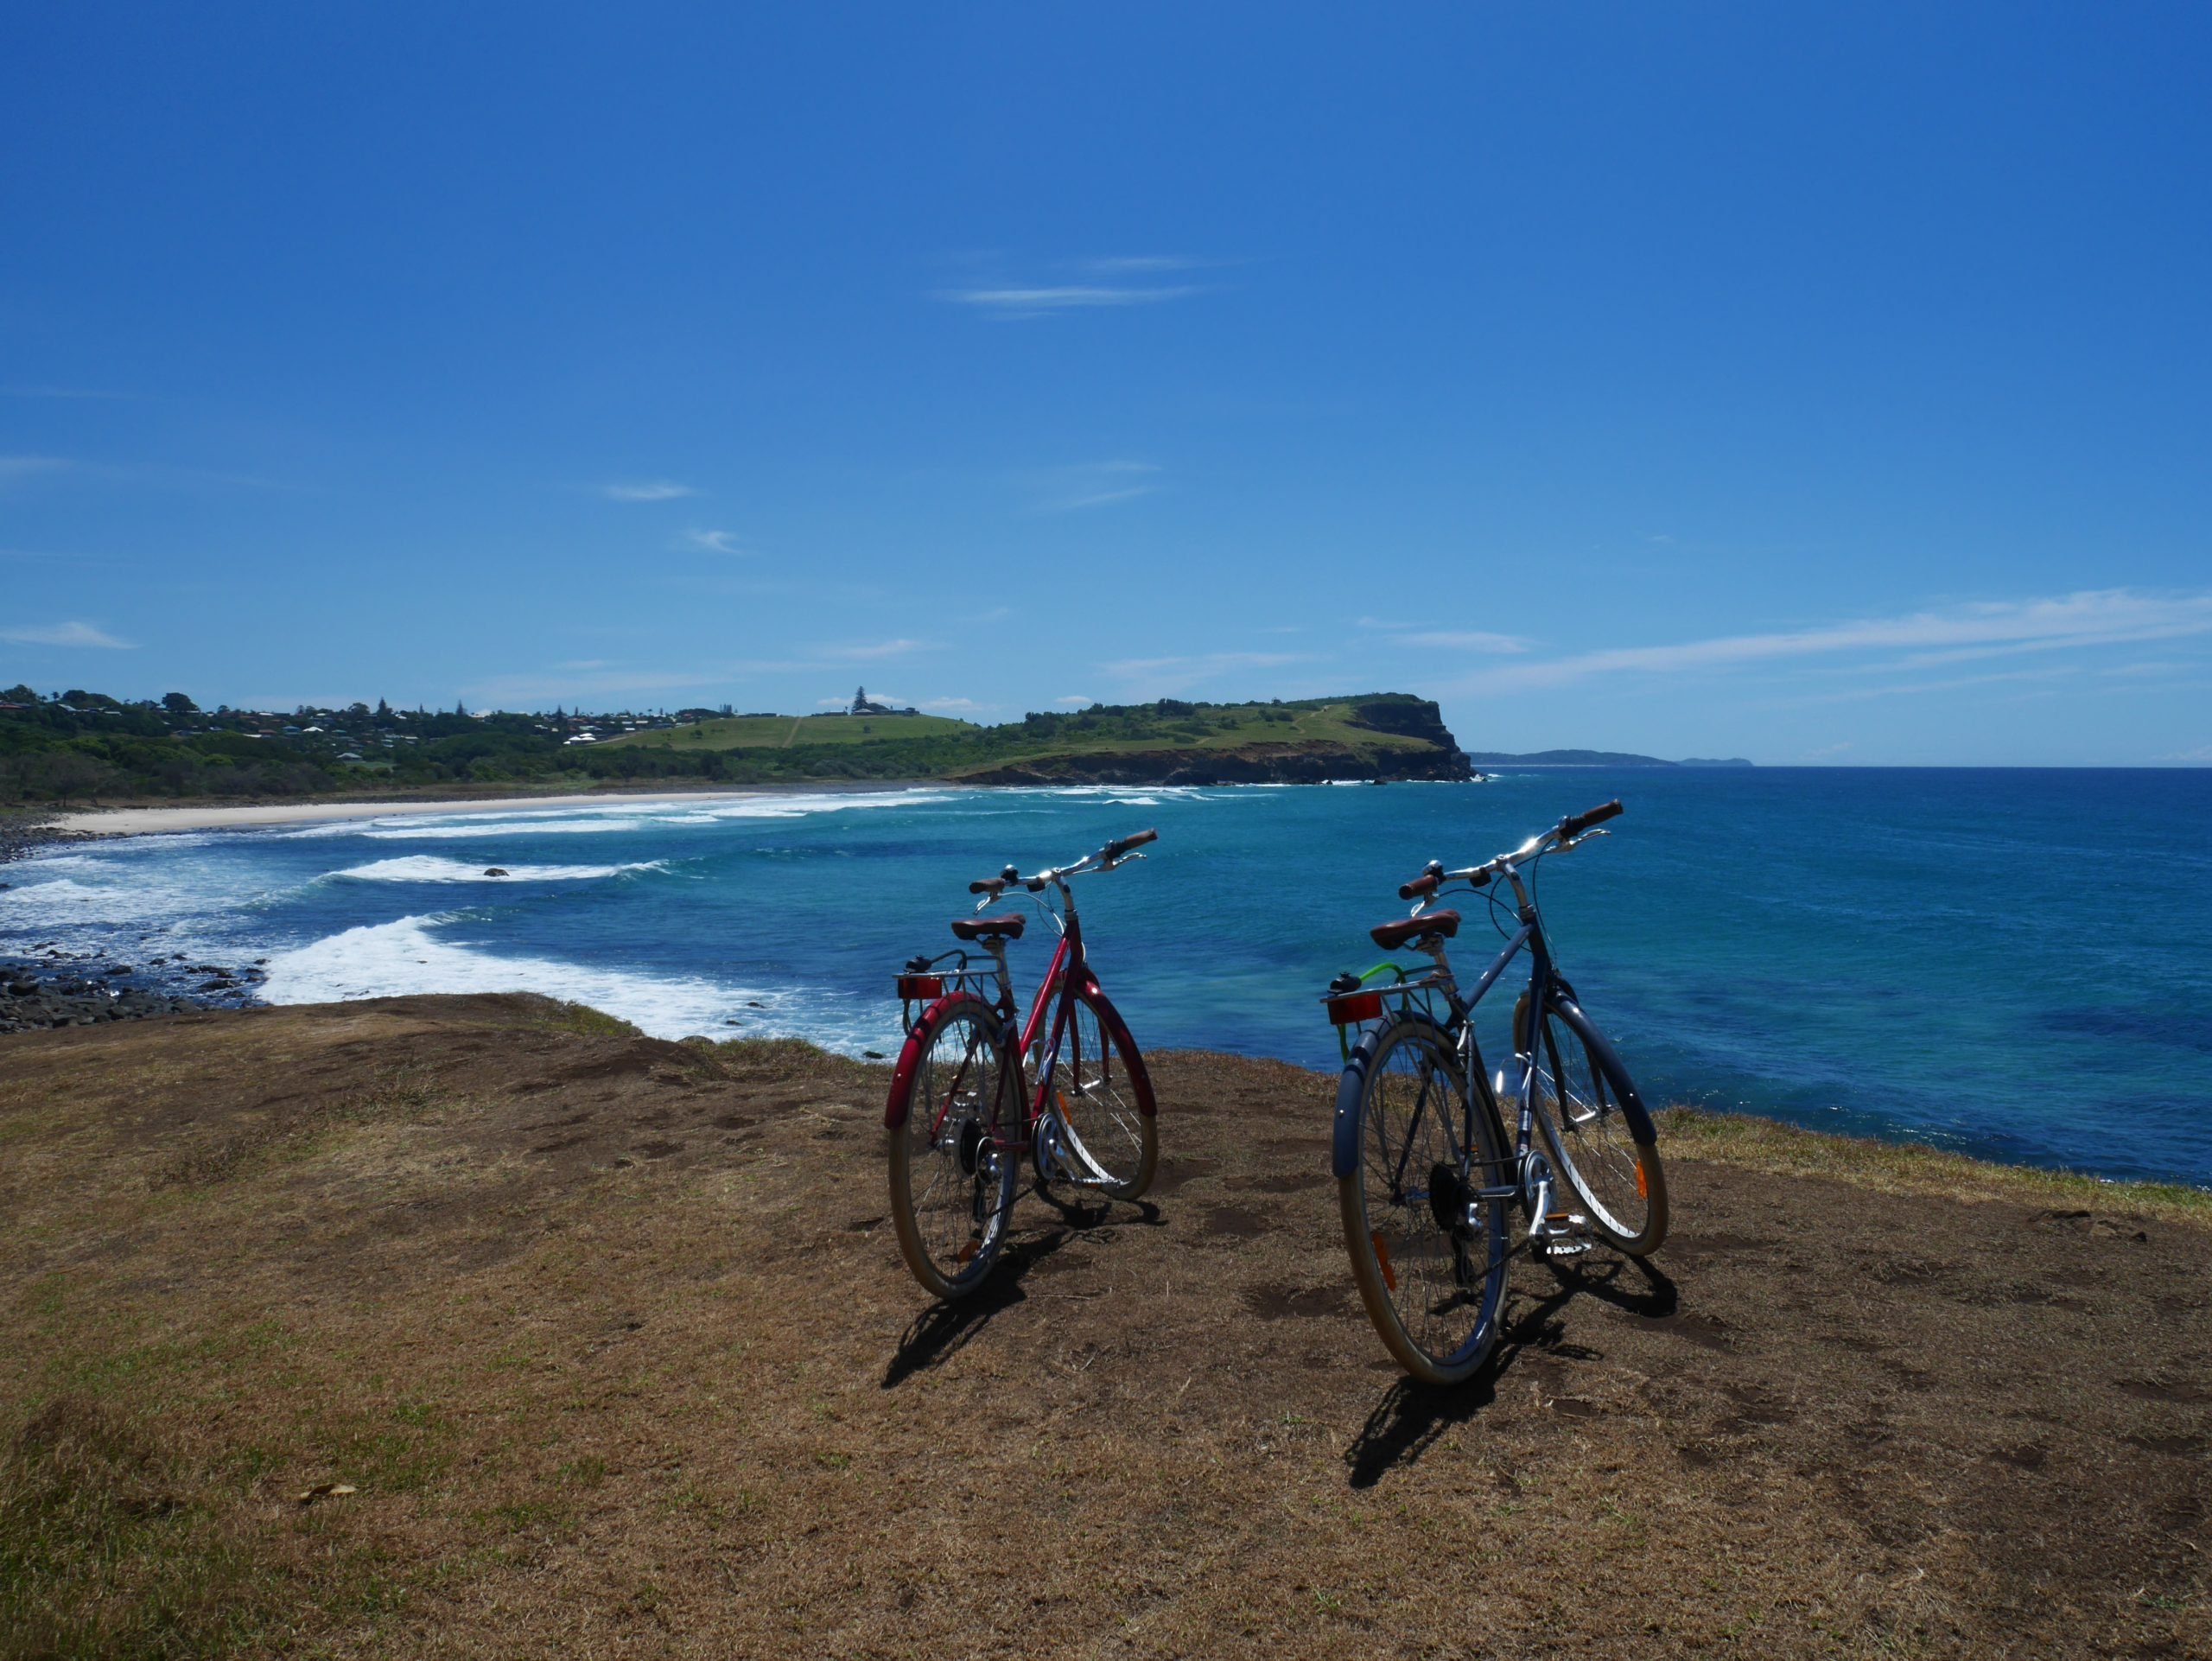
[1333,1015,1510,1386]
[1039,982,1158,1201]
[885,993,1020,1299]
[1522,993,1669,1256]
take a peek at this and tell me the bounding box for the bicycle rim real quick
[1338,1019,1508,1385]
[1043,987,1157,1200]
[1531,1003,1666,1254]
[887,1001,1018,1298]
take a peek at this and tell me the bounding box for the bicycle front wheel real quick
[886,995,1020,1299]
[1526,996,1669,1256]
[1335,1016,1510,1386]
[1040,983,1158,1200]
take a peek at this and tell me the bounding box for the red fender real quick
[1047,979,1158,1120]
[883,992,1002,1130]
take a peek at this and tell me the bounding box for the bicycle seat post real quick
[976,934,1015,1017]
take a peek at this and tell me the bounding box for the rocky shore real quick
[0,813,265,1034]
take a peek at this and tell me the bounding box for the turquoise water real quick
[5,770,2209,1186]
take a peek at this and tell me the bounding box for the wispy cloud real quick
[1076,255,1214,276]
[941,284,1203,317]
[822,639,925,661]
[1455,589,2212,694]
[920,697,987,714]
[2,386,136,401]
[1055,695,1096,707]
[1100,650,1305,697]
[1392,630,1532,654]
[2156,743,2212,763]
[601,480,696,502]
[1032,460,1160,513]
[0,620,135,649]
[0,455,72,488]
[677,527,745,555]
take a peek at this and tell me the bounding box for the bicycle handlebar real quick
[968,828,1157,895]
[1399,800,1624,905]
[1559,799,1623,839]
[1101,827,1158,864]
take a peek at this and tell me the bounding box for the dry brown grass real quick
[2,998,2205,1658]
[1658,1104,2212,1229]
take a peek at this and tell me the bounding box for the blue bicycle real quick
[1321,799,1669,1384]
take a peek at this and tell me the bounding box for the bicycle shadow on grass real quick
[880,1197,1162,1390]
[1341,1254,1678,1490]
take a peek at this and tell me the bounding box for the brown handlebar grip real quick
[1398,873,1440,901]
[1102,828,1158,863]
[968,879,1003,895]
[1559,799,1624,838]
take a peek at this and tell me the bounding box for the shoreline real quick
[39,781,918,838]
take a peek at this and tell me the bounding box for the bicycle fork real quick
[1491,1047,1591,1260]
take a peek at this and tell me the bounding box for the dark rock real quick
[483,868,510,877]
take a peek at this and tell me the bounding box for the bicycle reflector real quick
[1327,990,1383,1025]
[896,975,944,1001]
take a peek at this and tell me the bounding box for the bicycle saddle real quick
[950,913,1027,941]
[1370,909,1460,951]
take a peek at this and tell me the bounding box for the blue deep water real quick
[5,769,2209,1186]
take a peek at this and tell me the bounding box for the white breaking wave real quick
[257,915,900,1051]
[0,875,217,927]
[259,917,740,1038]
[331,856,666,884]
[361,818,648,839]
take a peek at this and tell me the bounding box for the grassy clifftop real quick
[3,997,2204,1656]
[604,694,1471,785]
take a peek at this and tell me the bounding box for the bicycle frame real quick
[887,872,1118,1154]
[995,879,1104,1150]
[1328,848,1653,1193]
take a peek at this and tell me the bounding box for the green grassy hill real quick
[604,712,976,751]
[599,695,1468,785]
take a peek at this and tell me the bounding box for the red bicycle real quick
[883,829,1160,1299]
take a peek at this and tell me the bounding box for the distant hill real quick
[1465,748,1751,768]
[607,694,1471,786]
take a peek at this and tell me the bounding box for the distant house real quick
[850,684,918,716]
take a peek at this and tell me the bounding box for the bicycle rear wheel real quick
[1524,995,1669,1256]
[1335,1015,1510,1386]
[886,995,1020,1299]
[1039,983,1157,1201]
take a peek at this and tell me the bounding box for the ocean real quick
[5,768,2209,1187]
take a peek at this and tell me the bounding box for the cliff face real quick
[954,699,1471,786]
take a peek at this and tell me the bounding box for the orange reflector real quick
[1327,991,1384,1026]
[1635,1158,1649,1199]
[897,975,944,1000]
[1371,1231,1396,1292]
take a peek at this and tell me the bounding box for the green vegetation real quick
[606,711,975,750]
[0,686,1471,800]
[607,694,1465,784]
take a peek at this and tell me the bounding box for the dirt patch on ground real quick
[2,996,2205,1657]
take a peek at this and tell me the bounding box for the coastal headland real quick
[3,995,2202,1656]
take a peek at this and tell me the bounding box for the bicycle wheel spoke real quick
[1344,1021,1506,1384]
[1532,1007,1663,1251]
[889,1002,1015,1297]
[1042,991,1156,1200]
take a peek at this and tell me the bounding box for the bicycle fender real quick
[882,992,996,1130]
[1330,1030,1378,1179]
[1077,987,1158,1118]
[1549,998,1660,1145]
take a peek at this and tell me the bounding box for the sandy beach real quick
[47,789,776,837]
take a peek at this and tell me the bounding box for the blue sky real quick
[3,3,2209,764]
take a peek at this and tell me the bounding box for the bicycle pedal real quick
[1539,1238,1592,1259]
